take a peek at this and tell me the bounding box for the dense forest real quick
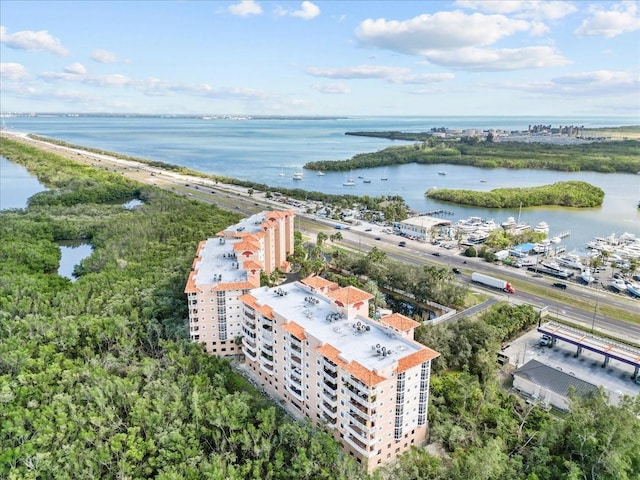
[1,137,639,479]
[425,181,605,208]
[304,137,640,174]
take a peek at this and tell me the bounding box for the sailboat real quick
[279,166,285,177]
[343,170,356,186]
[292,167,303,180]
[316,171,325,176]
[381,168,388,181]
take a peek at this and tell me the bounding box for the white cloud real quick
[91,49,120,63]
[501,70,639,95]
[306,64,410,80]
[0,62,29,81]
[228,0,262,16]
[312,82,351,94]
[575,1,640,38]
[455,1,577,20]
[422,46,569,71]
[291,1,320,20]
[306,64,455,84]
[356,11,532,54]
[64,62,86,75]
[39,69,131,87]
[0,26,69,55]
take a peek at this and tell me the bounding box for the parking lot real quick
[502,328,640,405]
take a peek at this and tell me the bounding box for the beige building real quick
[239,275,440,473]
[184,209,295,355]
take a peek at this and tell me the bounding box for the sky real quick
[1,0,639,116]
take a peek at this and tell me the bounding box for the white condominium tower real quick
[185,209,295,355]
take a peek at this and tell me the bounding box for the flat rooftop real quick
[402,215,451,229]
[251,282,424,373]
[228,211,271,235]
[194,237,248,286]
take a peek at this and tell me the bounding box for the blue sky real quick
[1,0,639,116]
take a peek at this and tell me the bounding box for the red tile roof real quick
[327,286,373,306]
[184,271,200,293]
[316,344,386,387]
[397,348,440,373]
[380,313,420,332]
[282,322,307,341]
[301,275,337,290]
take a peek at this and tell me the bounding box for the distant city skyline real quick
[1,1,639,116]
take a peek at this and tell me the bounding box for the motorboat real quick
[533,221,550,234]
[555,254,584,270]
[293,171,303,180]
[610,278,628,292]
[580,269,596,283]
[316,171,325,176]
[626,282,640,297]
[438,171,447,175]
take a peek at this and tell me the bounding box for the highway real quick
[5,130,639,345]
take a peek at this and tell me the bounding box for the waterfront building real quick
[184,209,295,355]
[239,276,440,473]
[398,215,451,241]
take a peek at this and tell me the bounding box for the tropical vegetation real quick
[425,181,605,208]
[304,136,640,174]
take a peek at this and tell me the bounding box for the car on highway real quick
[432,252,441,257]
[552,282,568,289]
[375,237,381,241]
[365,228,372,232]
[398,241,406,247]
[452,267,461,274]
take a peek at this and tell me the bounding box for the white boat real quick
[539,261,572,278]
[580,269,595,283]
[610,278,628,292]
[550,236,562,244]
[316,171,325,176]
[363,179,372,183]
[438,171,447,175]
[343,170,356,186]
[626,283,640,297]
[381,168,388,181]
[555,254,584,270]
[533,221,549,234]
[501,216,516,228]
[293,171,303,180]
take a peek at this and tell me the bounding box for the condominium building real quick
[239,275,440,473]
[184,209,295,355]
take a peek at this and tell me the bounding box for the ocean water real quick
[2,115,639,251]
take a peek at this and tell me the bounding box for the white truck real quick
[471,272,515,294]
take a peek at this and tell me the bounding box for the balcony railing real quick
[321,401,337,417]
[323,378,338,391]
[322,412,337,425]
[346,422,372,443]
[242,337,256,351]
[290,342,302,353]
[348,410,368,427]
[290,353,302,365]
[349,398,376,418]
[322,367,338,379]
[321,388,337,404]
[289,374,302,386]
[287,384,303,401]
[344,434,372,457]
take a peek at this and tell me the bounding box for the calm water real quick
[58,241,93,281]
[3,115,639,251]
[0,156,46,210]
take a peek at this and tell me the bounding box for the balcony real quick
[244,347,257,360]
[323,378,337,391]
[290,353,302,365]
[344,434,373,457]
[243,318,256,329]
[260,351,274,365]
[323,360,337,373]
[290,342,302,353]
[348,410,369,427]
[261,343,273,354]
[321,388,337,404]
[242,337,256,351]
[245,311,256,320]
[287,384,303,401]
[322,412,337,425]
[321,400,337,418]
[261,331,274,344]
[344,381,375,406]
[322,366,338,379]
[289,374,302,387]
[350,398,376,419]
[346,422,372,443]
[259,362,274,375]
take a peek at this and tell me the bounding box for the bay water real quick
[2,115,639,252]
